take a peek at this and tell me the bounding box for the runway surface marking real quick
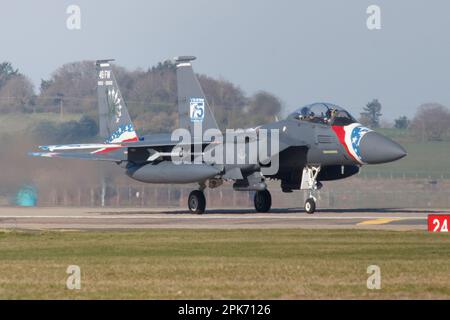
[357,218,405,225]
[0,215,428,220]
[0,207,442,230]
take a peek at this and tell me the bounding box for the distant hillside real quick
[0,113,81,136]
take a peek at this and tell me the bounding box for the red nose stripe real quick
[331,125,357,162]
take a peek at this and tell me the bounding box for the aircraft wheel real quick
[305,198,316,214]
[254,190,272,213]
[188,190,206,214]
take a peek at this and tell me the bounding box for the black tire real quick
[254,190,272,213]
[188,190,206,214]
[305,198,316,214]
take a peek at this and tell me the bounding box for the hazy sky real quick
[2,0,450,120]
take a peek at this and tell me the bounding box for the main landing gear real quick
[188,187,273,214]
[187,166,322,214]
[188,189,206,214]
[254,189,272,213]
[301,166,322,214]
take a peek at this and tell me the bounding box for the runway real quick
[0,207,446,231]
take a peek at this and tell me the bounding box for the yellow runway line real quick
[357,218,404,225]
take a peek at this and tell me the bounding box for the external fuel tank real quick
[126,161,221,184]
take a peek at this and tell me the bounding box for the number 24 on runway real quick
[428,215,449,232]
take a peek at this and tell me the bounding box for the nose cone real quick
[359,132,407,164]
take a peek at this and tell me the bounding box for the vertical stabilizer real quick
[175,56,219,139]
[96,60,138,143]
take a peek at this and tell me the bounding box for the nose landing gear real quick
[304,196,316,214]
[301,166,322,214]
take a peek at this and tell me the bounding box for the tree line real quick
[0,60,282,138]
[359,99,450,141]
[0,60,449,142]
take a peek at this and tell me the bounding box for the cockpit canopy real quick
[289,102,357,126]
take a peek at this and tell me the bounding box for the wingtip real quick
[28,151,57,158]
[28,152,43,157]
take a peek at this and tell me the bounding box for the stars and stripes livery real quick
[332,123,372,164]
[32,60,138,160]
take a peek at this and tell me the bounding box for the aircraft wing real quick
[32,142,128,162]
[38,143,123,152]
[31,139,214,163]
[29,151,124,162]
[38,139,211,152]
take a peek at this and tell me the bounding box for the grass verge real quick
[0,229,449,299]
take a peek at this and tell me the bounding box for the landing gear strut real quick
[301,166,321,214]
[254,189,272,213]
[188,190,206,214]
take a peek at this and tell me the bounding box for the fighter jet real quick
[31,57,407,214]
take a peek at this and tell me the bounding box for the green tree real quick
[37,61,97,113]
[394,116,410,129]
[411,103,450,141]
[249,91,281,117]
[245,91,282,127]
[150,60,176,73]
[32,115,98,143]
[0,62,19,88]
[40,79,53,92]
[0,74,34,113]
[360,99,382,128]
